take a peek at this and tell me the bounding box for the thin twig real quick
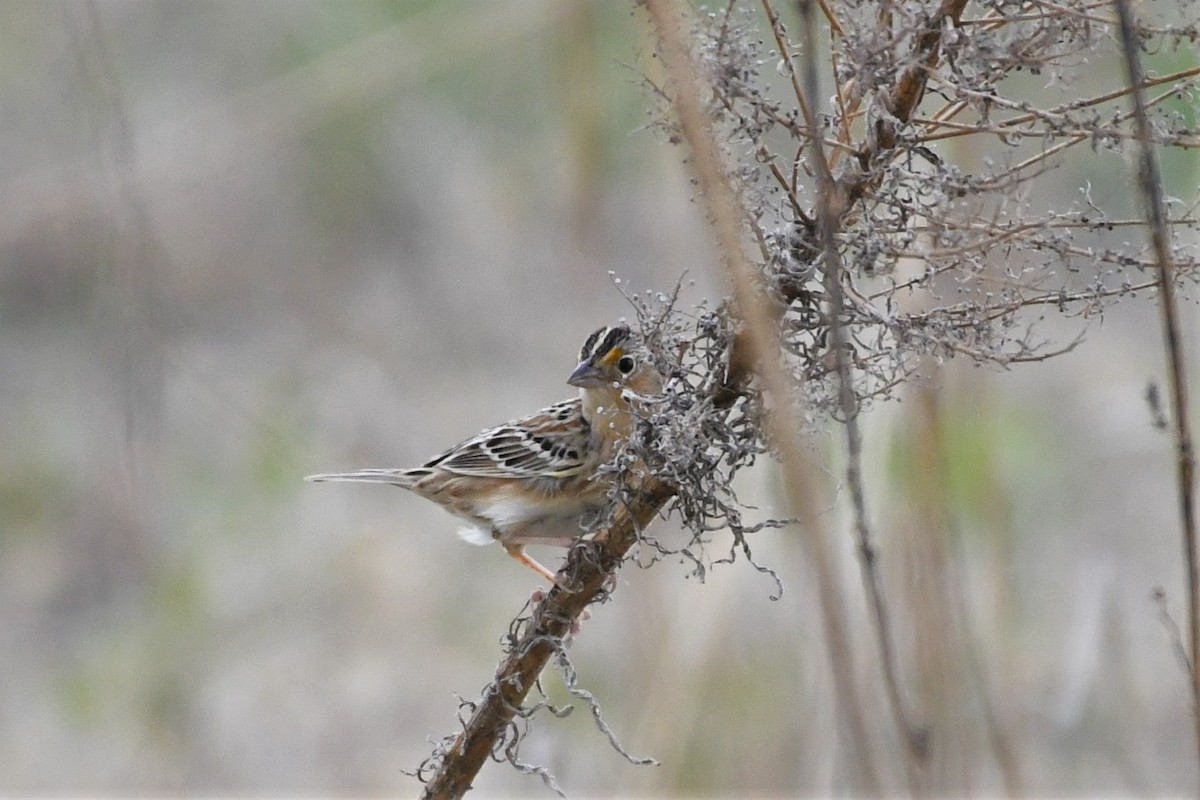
[1154,587,1195,680]
[761,0,813,129]
[1113,0,1200,771]
[815,0,844,37]
[921,65,1200,142]
[795,0,930,787]
[644,0,884,792]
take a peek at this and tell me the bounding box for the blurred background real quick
[1,0,1198,795]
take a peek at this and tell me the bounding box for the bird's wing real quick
[425,399,592,479]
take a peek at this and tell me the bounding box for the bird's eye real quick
[616,355,636,375]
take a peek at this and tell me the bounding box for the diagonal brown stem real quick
[420,480,675,800]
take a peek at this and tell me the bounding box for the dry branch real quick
[419,479,675,800]
[420,0,1200,793]
[1113,0,1200,767]
[643,0,896,791]
[792,0,932,785]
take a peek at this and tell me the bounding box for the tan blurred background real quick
[1,0,1198,795]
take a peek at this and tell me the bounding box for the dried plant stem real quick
[762,0,813,129]
[794,0,929,788]
[420,480,674,800]
[1113,0,1200,768]
[645,0,884,791]
[920,65,1200,142]
[848,0,969,185]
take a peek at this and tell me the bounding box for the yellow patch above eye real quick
[598,347,624,367]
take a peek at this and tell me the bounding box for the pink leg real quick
[504,543,558,584]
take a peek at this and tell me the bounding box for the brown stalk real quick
[419,480,675,800]
[850,0,970,194]
[792,0,972,780]
[794,0,930,788]
[762,0,814,132]
[920,65,1200,143]
[644,0,885,792]
[1113,0,1200,768]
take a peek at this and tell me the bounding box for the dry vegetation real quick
[2,1,1198,796]
[421,0,1199,796]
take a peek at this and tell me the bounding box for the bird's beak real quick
[567,360,607,388]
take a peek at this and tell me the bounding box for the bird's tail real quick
[305,468,430,488]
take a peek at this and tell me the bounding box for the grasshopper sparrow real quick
[307,325,659,582]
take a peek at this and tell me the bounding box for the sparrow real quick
[307,324,660,582]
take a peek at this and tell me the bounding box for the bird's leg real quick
[504,543,559,585]
[513,544,600,636]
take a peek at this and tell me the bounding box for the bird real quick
[306,324,661,583]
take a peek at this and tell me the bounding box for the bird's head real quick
[567,324,660,396]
